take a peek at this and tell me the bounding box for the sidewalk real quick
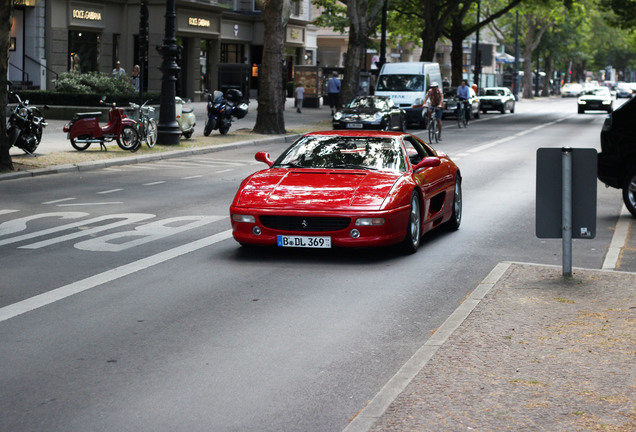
[4,98,334,180]
[346,262,636,432]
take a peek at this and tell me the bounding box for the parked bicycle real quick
[128,101,157,151]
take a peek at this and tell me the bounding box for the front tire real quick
[622,169,636,217]
[146,119,157,148]
[401,192,422,254]
[204,117,215,136]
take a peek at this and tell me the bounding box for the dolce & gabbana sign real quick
[70,3,104,27]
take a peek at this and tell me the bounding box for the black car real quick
[333,96,407,131]
[442,87,480,120]
[578,87,613,114]
[598,96,636,216]
[479,87,516,114]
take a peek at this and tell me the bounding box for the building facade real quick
[9,0,316,100]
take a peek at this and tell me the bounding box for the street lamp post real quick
[473,0,481,88]
[513,10,520,100]
[156,0,181,145]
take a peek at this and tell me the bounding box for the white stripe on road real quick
[0,209,20,216]
[43,198,76,205]
[98,189,124,194]
[0,230,233,323]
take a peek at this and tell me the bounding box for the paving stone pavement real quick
[359,263,635,432]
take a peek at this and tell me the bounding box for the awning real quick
[496,52,516,63]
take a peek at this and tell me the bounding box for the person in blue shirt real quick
[327,72,341,115]
[457,80,471,124]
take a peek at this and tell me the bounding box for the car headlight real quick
[355,218,385,226]
[602,100,611,105]
[578,100,586,104]
[333,112,343,120]
[232,214,256,223]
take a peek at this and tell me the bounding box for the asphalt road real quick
[0,97,632,431]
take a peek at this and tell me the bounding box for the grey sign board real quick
[536,148,597,239]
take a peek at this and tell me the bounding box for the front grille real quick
[259,215,351,232]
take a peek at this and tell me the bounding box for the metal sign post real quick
[561,148,572,276]
[536,147,597,277]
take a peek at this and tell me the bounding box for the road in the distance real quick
[0,97,626,431]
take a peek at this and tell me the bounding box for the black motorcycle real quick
[203,89,248,136]
[7,90,48,155]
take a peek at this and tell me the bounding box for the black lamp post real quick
[156,0,181,145]
[473,0,481,88]
[513,9,520,100]
[379,0,388,70]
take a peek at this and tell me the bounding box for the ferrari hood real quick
[237,169,400,209]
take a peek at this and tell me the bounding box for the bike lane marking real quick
[602,206,631,270]
[0,229,233,323]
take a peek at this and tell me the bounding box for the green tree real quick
[1,0,14,172]
[253,0,292,134]
[598,0,636,29]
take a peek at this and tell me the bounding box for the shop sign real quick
[286,26,304,44]
[189,17,211,28]
[14,0,36,7]
[70,3,104,26]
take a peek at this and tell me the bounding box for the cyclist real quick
[457,80,471,125]
[423,81,444,140]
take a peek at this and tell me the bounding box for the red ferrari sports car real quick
[230,130,461,253]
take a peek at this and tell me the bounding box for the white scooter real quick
[175,97,196,139]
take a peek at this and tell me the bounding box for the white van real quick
[374,62,442,127]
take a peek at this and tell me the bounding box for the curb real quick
[342,262,512,432]
[1,133,302,182]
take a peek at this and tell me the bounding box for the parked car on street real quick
[230,130,462,253]
[577,87,613,113]
[442,87,480,120]
[561,83,583,97]
[333,96,407,131]
[479,87,515,114]
[598,96,636,216]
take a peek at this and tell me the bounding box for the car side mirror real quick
[255,151,274,167]
[413,157,441,171]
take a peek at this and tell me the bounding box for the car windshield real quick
[274,136,407,172]
[584,87,610,96]
[484,89,505,96]
[376,75,424,92]
[348,97,387,110]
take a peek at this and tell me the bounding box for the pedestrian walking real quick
[295,83,305,113]
[112,61,126,79]
[327,71,341,115]
[131,65,140,91]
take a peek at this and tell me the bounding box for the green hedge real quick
[16,71,159,106]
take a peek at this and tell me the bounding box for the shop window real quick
[221,43,244,64]
[113,34,120,68]
[68,30,100,73]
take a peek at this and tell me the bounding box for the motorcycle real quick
[175,96,196,139]
[63,99,139,151]
[203,89,248,136]
[6,90,48,155]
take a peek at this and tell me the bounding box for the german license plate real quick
[277,235,331,248]
[346,123,363,129]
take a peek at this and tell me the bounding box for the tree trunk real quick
[449,26,465,87]
[340,0,369,108]
[0,0,14,172]
[253,0,289,134]
[542,56,552,96]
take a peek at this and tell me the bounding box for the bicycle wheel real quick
[428,117,437,143]
[146,118,158,148]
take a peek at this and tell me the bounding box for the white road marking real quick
[216,169,233,174]
[43,198,76,205]
[182,175,203,179]
[98,189,124,194]
[0,230,233,323]
[56,202,124,206]
[143,181,166,186]
[0,210,20,216]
